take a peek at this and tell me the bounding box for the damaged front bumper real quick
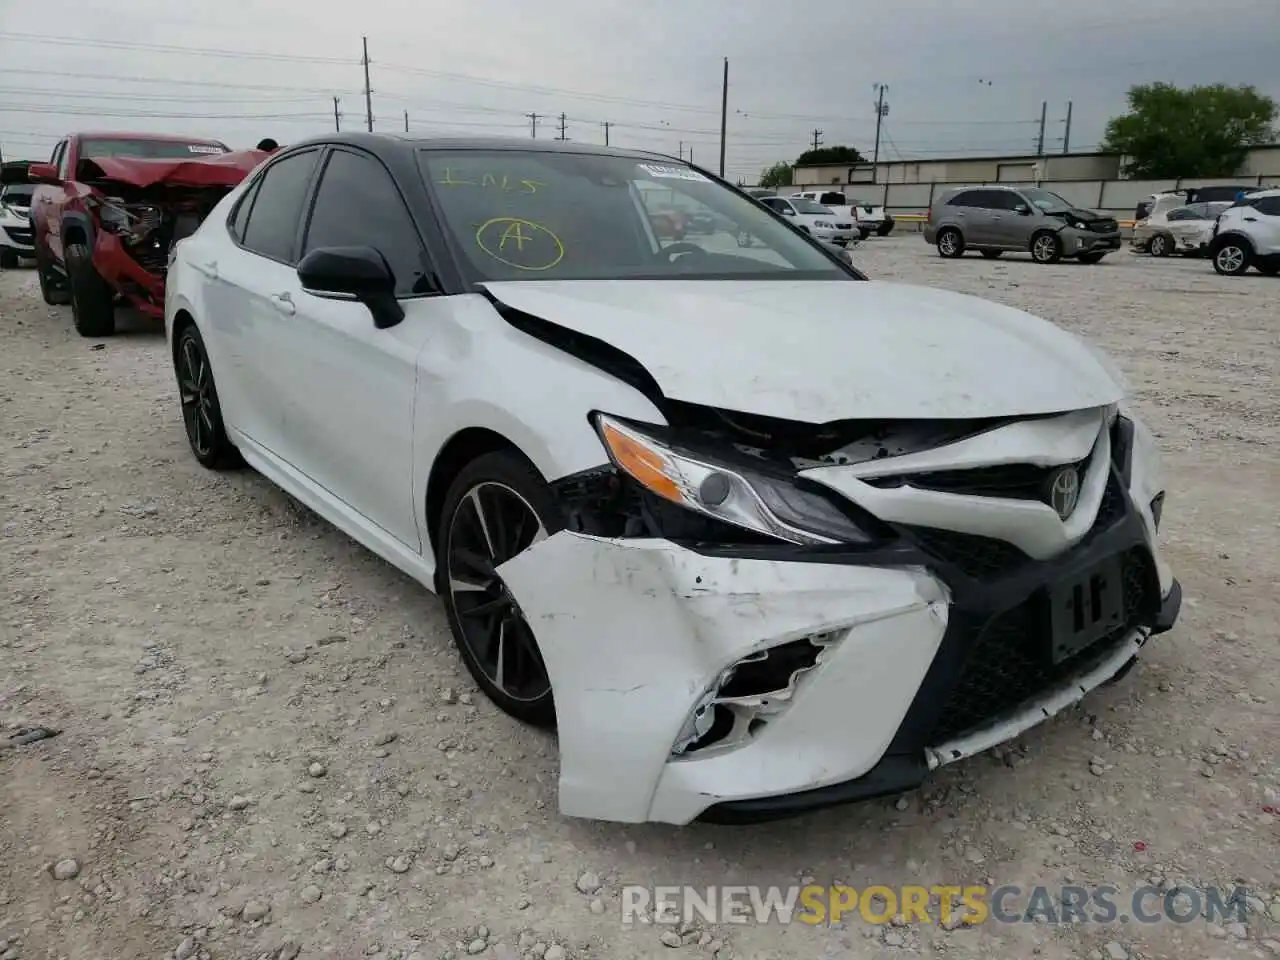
[498,474,1178,826]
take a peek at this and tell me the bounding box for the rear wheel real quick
[437,450,561,728]
[980,250,1004,259]
[936,227,964,258]
[1030,231,1062,264]
[1257,258,1280,277]
[1148,233,1172,257]
[175,323,241,470]
[1211,238,1252,276]
[876,220,895,237]
[66,242,115,337]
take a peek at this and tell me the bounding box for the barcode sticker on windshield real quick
[638,163,708,182]
[188,145,224,154]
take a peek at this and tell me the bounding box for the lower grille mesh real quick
[927,547,1156,744]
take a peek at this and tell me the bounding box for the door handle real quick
[193,260,218,279]
[270,292,296,316]
[1243,216,1257,222]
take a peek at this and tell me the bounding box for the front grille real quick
[927,547,1156,743]
[1091,218,1118,233]
[836,223,853,230]
[864,452,1093,502]
[127,242,169,277]
[904,472,1127,581]
[910,528,1028,579]
[3,226,32,244]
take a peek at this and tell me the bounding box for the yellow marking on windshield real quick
[436,171,545,194]
[475,217,564,271]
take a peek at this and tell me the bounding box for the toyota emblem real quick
[1047,466,1081,520]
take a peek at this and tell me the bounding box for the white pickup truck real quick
[790,190,893,239]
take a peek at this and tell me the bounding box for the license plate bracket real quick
[1048,557,1125,664]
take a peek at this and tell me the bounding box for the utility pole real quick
[601,121,611,146]
[333,96,341,132]
[871,84,888,179]
[403,110,409,133]
[527,112,541,138]
[1062,101,1073,154]
[1036,100,1047,155]
[718,57,728,177]
[689,145,694,164]
[811,128,824,152]
[361,36,373,132]
[555,112,567,141]
[678,140,684,160]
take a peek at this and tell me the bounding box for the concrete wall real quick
[784,146,1280,210]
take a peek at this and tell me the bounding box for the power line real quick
[0,30,352,64]
[0,66,350,97]
[0,86,342,104]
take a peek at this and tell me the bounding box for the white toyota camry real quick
[165,134,1181,825]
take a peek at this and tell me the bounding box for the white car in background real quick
[792,190,892,239]
[1131,200,1231,258]
[0,183,35,268]
[164,134,1180,825]
[757,195,858,245]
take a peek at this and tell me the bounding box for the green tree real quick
[758,161,793,188]
[1102,83,1277,178]
[794,145,865,166]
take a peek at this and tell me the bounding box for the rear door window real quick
[239,149,321,263]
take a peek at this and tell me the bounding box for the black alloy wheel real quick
[175,325,240,469]
[441,456,560,726]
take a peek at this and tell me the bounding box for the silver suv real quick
[924,185,1122,264]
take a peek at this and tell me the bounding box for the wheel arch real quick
[170,308,198,369]
[424,426,524,565]
[1212,231,1255,252]
[60,211,95,252]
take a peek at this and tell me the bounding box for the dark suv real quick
[925,185,1121,264]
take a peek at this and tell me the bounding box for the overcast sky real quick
[1,0,1278,182]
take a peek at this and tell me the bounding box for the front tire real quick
[1030,231,1063,264]
[437,450,561,728]
[1211,237,1252,276]
[936,227,964,258]
[66,242,115,337]
[35,240,71,306]
[174,323,241,470]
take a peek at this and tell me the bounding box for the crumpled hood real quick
[483,279,1124,421]
[78,149,268,189]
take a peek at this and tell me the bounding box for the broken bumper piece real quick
[499,531,954,825]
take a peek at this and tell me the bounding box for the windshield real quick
[79,138,230,159]
[790,198,832,215]
[418,150,854,282]
[818,192,847,206]
[1022,187,1072,211]
[2,185,34,204]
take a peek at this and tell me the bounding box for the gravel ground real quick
[1,237,1277,960]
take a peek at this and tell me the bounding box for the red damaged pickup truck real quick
[29,132,268,336]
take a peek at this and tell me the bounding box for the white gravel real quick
[1,238,1278,959]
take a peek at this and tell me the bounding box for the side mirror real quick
[781,208,795,216]
[297,245,404,330]
[1013,204,1031,215]
[27,163,60,185]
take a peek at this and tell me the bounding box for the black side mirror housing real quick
[1014,204,1031,215]
[297,246,405,329]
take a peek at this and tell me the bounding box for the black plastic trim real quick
[1152,577,1181,635]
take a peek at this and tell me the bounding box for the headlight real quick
[592,413,873,545]
[815,220,833,229]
